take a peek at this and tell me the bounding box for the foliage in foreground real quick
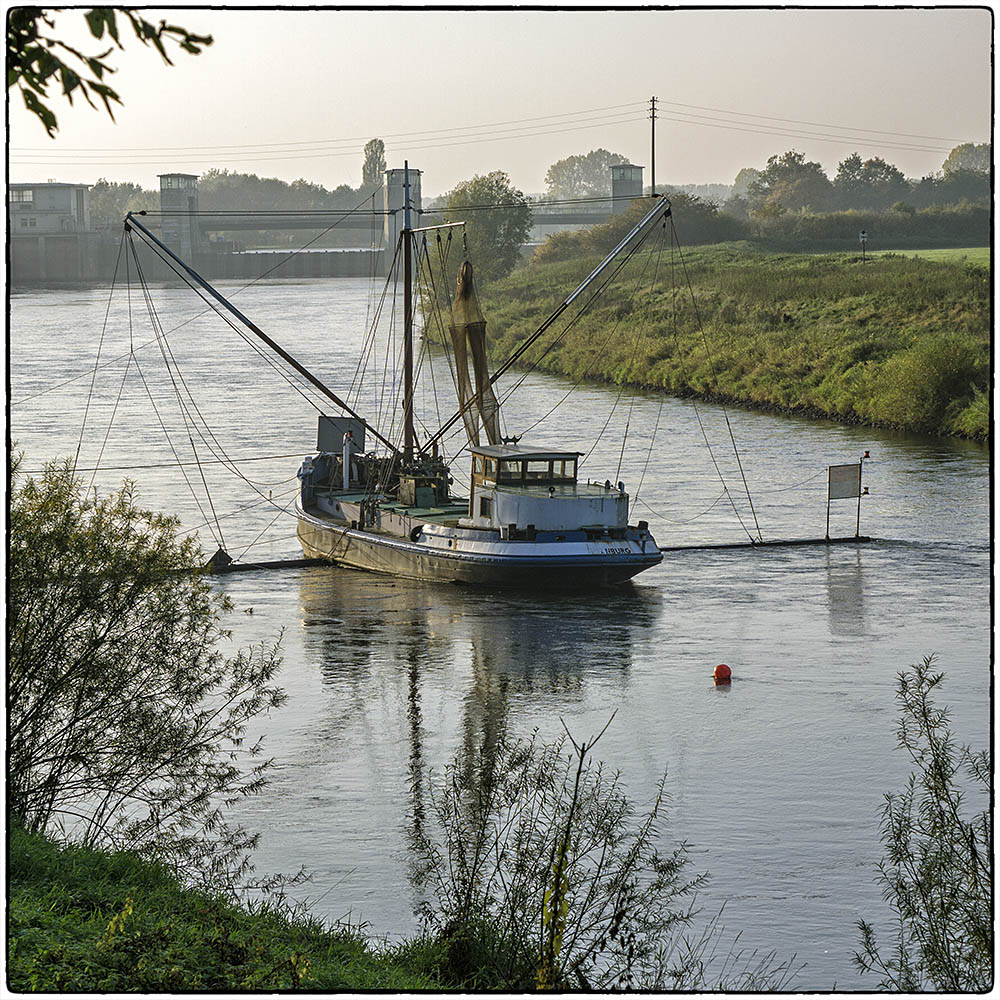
[8,8,211,137]
[855,657,992,991]
[8,456,284,889]
[409,721,798,991]
[7,824,441,992]
[484,237,990,440]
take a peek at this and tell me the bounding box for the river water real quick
[9,274,990,989]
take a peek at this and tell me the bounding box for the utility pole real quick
[649,95,658,195]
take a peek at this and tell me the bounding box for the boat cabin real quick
[465,444,628,535]
[470,444,580,494]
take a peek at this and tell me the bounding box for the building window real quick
[27,218,36,228]
[10,188,33,203]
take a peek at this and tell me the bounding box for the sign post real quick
[859,229,868,263]
[827,452,870,539]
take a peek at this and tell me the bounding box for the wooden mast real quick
[402,162,415,462]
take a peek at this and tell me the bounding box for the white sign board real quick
[828,463,861,501]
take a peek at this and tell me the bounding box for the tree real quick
[730,166,762,199]
[941,142,990,176]
[362,138,387,189]
[748,150,834,214]
[855,658,991,991]
[544,149,628,199]
[8,455,285,888]
[444,171,532,285]
[834,153,910,211]
[88,178,157,226]
[8,7,212,137]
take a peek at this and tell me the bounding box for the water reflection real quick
[296,568,663,848]
[825,550,866,635]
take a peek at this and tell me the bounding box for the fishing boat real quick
[125,167,669,587]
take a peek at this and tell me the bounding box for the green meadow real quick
[478,242,990,441]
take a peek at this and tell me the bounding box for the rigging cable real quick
[614,230,667,484]
[655,231,756,544]
[74,230,126,475]
[129,235,227,549]
[88,242,137,492]
[670,217,763,542]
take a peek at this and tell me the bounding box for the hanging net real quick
[448,260,501,447]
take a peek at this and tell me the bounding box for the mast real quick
[402,162,415,462]
[424,195,671,452]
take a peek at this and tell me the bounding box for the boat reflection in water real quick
[295,565,663,856]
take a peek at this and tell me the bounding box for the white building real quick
[8,182,91,233]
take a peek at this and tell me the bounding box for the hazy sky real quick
[8,7,993,197]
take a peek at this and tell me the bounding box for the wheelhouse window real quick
[553,459,576,481]
[479,496,492,518]
[525,460,551,481]
[498,459,521,482]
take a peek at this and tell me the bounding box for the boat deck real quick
[318,489,468,525]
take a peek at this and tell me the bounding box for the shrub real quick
[855,657,992,991]
[410,719,799,990]
[8,455,285,889]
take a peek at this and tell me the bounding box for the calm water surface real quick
[10,275,990,989]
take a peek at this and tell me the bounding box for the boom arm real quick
[124,212,400,455]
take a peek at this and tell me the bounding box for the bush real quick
[8,455,285,889]
[410,719,799,990]
[855,657,992,991]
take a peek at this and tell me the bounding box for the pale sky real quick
[7,6,993,198]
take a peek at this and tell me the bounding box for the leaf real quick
[21,88,58,137]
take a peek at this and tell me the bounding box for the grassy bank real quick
[7,826,441,992]
[479,241,990,441]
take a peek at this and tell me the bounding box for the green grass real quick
[873,247,991,266]
[477,242,990,441]
[7,826,443,992]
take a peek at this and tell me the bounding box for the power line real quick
[658,98,976,145]
[10,101,647,153]
[10,112,647,165]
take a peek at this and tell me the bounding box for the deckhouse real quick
[463,444,629,537]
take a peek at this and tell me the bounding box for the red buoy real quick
[714,663,732,685]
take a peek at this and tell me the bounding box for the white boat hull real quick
[295,500,661,587]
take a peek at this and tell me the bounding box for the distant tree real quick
[89,178,156,225]
[444,171,532,284]
[544,149,629,200]
[941,142,990,176]
[7,7,212,137]
[748,150,834,214]
[362,138,387,189]
[731,166,762,199]
[834,153,910,211]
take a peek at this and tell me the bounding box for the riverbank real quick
[8,826,441,992]
[479,241,990,441]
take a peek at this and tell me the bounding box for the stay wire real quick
[614,226,667,484]
[495,214,663,413]
[659,234,755,544]
[74,230,125,475]
[581,236,662,469]
[670,219,763,542]
[129,236,227,549]
[128,231,332,415]
[126,239,309,545]
[88,243,135,493]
